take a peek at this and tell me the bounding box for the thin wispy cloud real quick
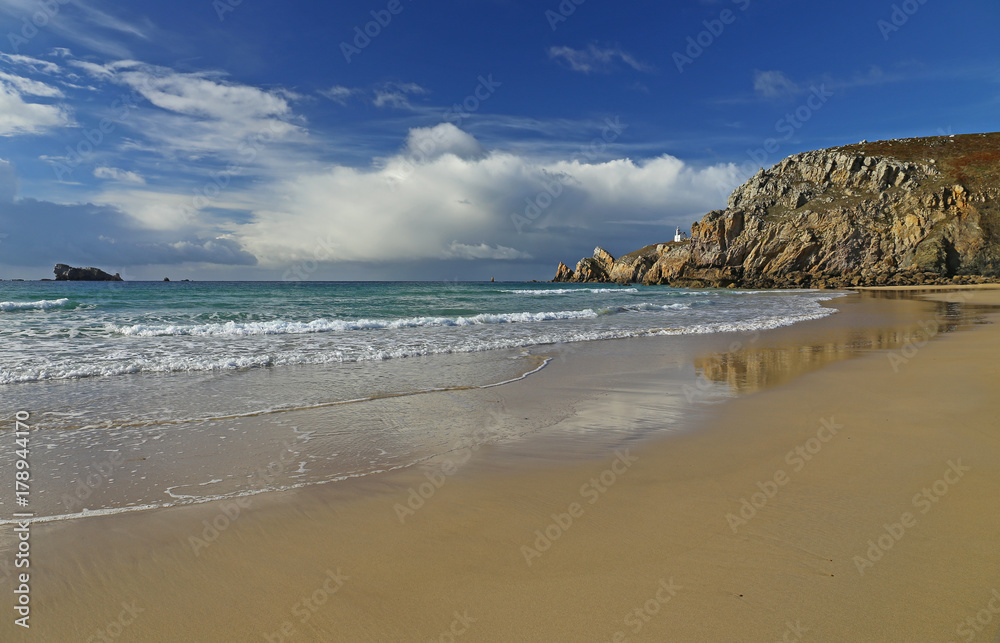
[0,53,62,75]
[372,82,428,110]
[94,166,145,184]
[548,45,652,74]
[753,70,799,98]
[0,0,153,58]
[320,85,360,106]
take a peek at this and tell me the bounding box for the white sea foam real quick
[108,308,604,337]
[2,307,840,384]
[501,288,639,295]
[0,297,69,311]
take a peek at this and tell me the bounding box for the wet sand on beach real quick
[3,286,1000,641]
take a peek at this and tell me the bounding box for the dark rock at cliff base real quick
[554,132,1000,288]
[53,264,124,281]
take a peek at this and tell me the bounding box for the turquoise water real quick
[1,280,837,386]
[0,280,841,521]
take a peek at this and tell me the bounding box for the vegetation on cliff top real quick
[837,132,1000,191]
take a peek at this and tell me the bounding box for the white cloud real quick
[320,85,359,105]
[68,60,117,79]
[753,70,798,98]
[94,166,145,184]
[92,187,204,230]
[0,71,64,97]
[445,242,531,260]
[238,125,741,266]
[372,82,428,109]
[404,123,486,161]
[548,45,651,74]
[114,64,290,121]
[0,53,61,75]
[0,78,71,136]
[70,60,302,158]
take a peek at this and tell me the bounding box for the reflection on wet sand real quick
[692,290,993,395]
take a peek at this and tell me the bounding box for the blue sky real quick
[0,0,997,280]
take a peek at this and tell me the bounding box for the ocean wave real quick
[108,308,605,337]
[107,300,706,337]
[0,298,70,311]
[598,302,691,314]
[3,305,839,384]
[500,288,639,295]
[677,289,817,296]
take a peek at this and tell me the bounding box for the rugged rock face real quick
[54,264,124,281]
[554,133,1000,288]
[554,262,574,281]
[553,247,617,283]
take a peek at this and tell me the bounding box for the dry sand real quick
[3,287,1000,642]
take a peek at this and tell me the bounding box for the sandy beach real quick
[4,286,1000,642]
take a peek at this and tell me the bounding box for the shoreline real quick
[3,286,999,640]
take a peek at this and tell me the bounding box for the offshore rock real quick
[54,264,124,281]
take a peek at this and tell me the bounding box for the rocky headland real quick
[554,132,1000,288]
[53,264,124,281]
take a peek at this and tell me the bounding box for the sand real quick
[3,287,1000,642]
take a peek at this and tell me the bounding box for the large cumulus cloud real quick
[238,124,743,267]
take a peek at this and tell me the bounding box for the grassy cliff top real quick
[833,132,1000,191]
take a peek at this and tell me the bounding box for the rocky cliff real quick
[554,132,1000,288]
[54,264,124,281]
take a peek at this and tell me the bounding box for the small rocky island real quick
[554,132,1000,288]
[53,264,124,281]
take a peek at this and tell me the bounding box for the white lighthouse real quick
[673,226,685,243]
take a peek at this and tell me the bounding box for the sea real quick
[0,280,840,522]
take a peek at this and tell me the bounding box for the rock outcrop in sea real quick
[53,264,124,281]
[554,133,1000,288]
